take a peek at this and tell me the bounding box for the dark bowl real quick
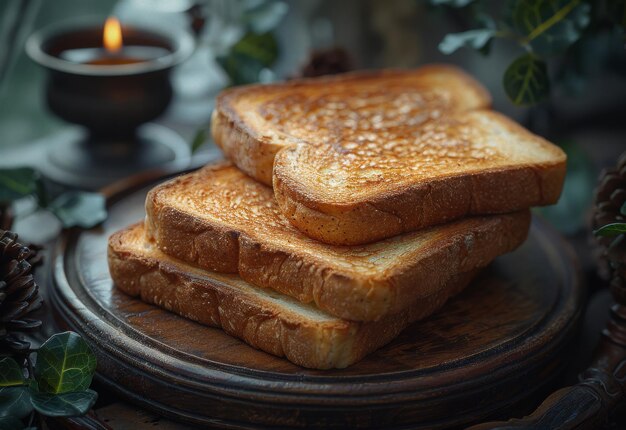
[26,18,194,138]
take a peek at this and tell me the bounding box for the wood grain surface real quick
[49,166,585,429]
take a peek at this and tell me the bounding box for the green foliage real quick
[436,0,624,105]
[0,167,107,229]
[595,223,626,237]
[48,192,106,229]
[35,332,97,394]
[508,0,590,55]
[0,387,32,418]
[503,54,550,104]
[217,32,279,86]
[31,390,97,417]
[0,168,38,202]
[0,358,25,387]
[217,0,286,86]
[0,331,98,425]
[439,29,495,54]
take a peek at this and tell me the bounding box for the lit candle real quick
[58,17,170,65]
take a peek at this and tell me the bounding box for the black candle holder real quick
[26,18,194,189]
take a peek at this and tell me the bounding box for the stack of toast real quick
[108,65,566,369]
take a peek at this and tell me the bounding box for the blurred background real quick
[0,0,625,276]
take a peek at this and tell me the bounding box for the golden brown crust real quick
[211,109,280,186]
[272,111,565,245]
[145,164,531,321]
[213,65,492,186]
[108,224,478,369]
[213,66,565,245]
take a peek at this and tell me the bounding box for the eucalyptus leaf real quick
[439,29,496,54]
[595,223,626,237]
[232,32,278,67]
[0,167,38,203]
[217,32,278,86]
[48,192,107,229]
[0,358,25,387]
[508,0,590,55]
[503,54,550,105]
[0,386,32,419]
[0,416,23,430]
[31,389,97,418]
[191,128,207,154]
[243,1,288,33]
[35,332,97,394]
[430,0,475,6]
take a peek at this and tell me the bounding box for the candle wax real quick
[59,46,170,65]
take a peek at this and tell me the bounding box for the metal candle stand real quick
[26,19,194,189]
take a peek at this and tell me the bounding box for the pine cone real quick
[0,229,43,355]
[592,152,626,300]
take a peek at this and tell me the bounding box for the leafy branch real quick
[0,332,98,428]
[0,167,106,229]
[435,0,624,105]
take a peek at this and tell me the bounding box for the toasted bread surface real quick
[273,110,565,244]
[212,65,491,186]
[108,223,477,369]
[212,66,565,245]
[145,163,530,321]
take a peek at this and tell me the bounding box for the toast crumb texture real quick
[145,164,531,321]
[212,65,565,245]
[108,223,477,369]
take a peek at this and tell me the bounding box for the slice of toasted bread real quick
[212,66,565,245]
[108,223,478,369]
[144,163,530,321]
[212,65,491,186]
[273,110,566,244]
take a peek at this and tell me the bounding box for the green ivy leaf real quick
[190,128,207,154]
[0,416,24,430]
[509,0,591,55]
[430,0,475,6]
[595,222,626,237]
[0,358,25,387]
[0,386,32,419]
[503,54,550,105]
[0,167,38,203]
[217,32,278,86]
[35,332,97,394]
[31,389,97,418]
[242,1,288,33]
[439,29,496,54]
[48,192,107,229]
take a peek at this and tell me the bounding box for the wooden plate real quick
[50,166,584,429]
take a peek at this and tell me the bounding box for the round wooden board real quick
[51,166,585,429]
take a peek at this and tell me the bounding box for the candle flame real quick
[103,17,122,53]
